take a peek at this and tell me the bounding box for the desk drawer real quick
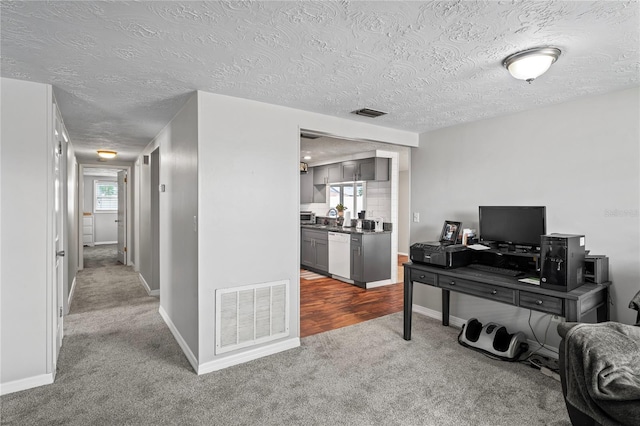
[440,277,515,305]
[410,270,437,286]
[520,291,564,315]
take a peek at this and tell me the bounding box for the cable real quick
[524,311,558,368]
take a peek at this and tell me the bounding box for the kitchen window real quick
[94,180,118,212]
[329,182,365,214]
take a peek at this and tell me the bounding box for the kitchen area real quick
[300,133,410,289]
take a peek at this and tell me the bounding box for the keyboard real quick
[467,264,525,277]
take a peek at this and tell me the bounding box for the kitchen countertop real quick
[301,224,391,235]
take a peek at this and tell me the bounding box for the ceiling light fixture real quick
[503,47,561,83]
[97,150,117,159]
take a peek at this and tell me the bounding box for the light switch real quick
[159,184,165,192]
[413,212,420,223]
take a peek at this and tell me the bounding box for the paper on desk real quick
[519,277,540,285]
[467,244,491,250]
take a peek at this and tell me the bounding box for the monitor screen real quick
[479,206,546,247]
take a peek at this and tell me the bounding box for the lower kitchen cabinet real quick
[350,232,391,288]
[301,228,329,273]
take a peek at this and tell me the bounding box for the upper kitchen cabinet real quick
[313,165,327,185]
[313,163,342,185]
[300,168,314,204]
[342,158,389,182]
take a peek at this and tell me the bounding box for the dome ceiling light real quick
[97,150,117,159]
[503,47,561,83]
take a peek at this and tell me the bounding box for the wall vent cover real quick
[215,280,289,354]
[351,108,387,118]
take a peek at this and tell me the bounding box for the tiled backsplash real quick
[365,180,391,221]
[301,180,392,221]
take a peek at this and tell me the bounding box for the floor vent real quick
[215,280,289,354]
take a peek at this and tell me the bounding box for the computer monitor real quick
[479,206,546,248]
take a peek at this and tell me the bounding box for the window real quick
[329,182,365,215]
[94,180,118,212]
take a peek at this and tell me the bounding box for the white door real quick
[117,170,127,264]
[53,119,64,365]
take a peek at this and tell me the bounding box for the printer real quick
[410,220,471,268]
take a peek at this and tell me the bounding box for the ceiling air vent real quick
[300,132,320,139]
[352,108,387,118]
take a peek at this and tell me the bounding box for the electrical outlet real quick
[413,212,420,223]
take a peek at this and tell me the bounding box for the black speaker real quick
[540,234,585,292]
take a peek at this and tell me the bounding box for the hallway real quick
[1,246,191,424]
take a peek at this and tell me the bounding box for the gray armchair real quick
[558,290,640,426]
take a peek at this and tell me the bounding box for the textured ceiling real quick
[1,1,639,163]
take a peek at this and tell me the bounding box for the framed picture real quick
[440,220,462,244]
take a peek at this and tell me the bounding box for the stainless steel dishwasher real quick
[328,232,350,280]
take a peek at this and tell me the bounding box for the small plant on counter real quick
[335,204,347,212]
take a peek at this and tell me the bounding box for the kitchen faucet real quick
[327,208,338,217]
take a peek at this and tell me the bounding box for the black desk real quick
[403,262,610,340]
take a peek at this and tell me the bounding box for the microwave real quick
[300,211,315,224]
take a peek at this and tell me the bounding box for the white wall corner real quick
[138,273,159,297]
[159,306,198,372]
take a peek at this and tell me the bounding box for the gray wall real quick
[197,91,418,367]
[65,144,78,313]
[158,93,199,358]
[83,176,117,243]
[137,146,160,293]
[411,87,640,340]
[398,169,410,254]
[1,78,53,387]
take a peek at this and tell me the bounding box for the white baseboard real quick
[412,304,559,358]
[158,306,198,373]
[138,273,159,297]
[68,276,77,308]
[94,241,117,245]
[366,279,393,289]
[0,373,54,396]
[197,338,300,375]
[412,304,466,328]
[398,251,409,256]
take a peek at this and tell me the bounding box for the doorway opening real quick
[78,165,131,271]
[298,129,411,337]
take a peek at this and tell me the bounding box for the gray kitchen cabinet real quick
[350,232,391,288]
[359,157,389,181]
[301,228,329,273]
[300,168,314,204]
[342,158,389,182]
[327,163,342,183]
[313,184,326,203]
[313,165,328,185]
[341,161,359,182]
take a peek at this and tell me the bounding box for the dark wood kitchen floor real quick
[300,255,407,338]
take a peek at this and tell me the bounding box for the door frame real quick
[77,164,132,270]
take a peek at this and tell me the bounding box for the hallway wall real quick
[1,78,55,393]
